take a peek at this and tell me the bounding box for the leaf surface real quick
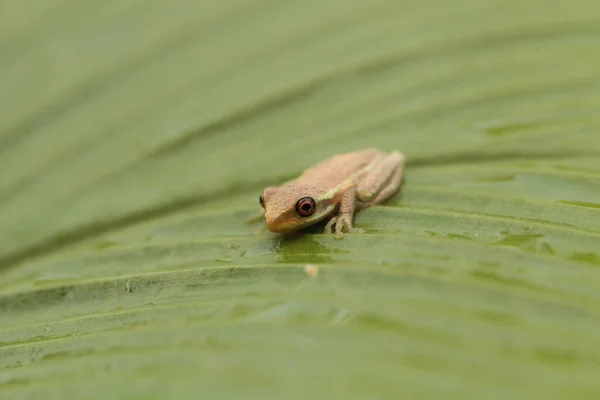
[1,1,600,398]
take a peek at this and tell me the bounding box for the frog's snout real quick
[263,209,300,234]
[263,214,289,234]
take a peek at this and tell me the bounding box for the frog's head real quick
[259,184,338,234]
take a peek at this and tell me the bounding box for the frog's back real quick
[294,148,384,187]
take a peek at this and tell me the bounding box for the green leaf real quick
[1,1,600,398]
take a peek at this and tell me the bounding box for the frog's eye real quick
[259,194,265,208]
[295,197,316,217]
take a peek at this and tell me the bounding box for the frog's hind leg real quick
[356,151,405,203]
[327,166,403,238]
[357,166,403,210]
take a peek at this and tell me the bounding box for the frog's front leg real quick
[245,209,265,224]
[324,187,364,239]
[356,151,405,204]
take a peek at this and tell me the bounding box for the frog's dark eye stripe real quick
[295,197,316,217]
[259,194,265,208]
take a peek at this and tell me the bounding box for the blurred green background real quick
[1,0,600,398]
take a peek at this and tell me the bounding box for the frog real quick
[250,148,405,238]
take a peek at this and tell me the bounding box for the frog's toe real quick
[324,217,346,238]
[325,215,362,238]
[324,217,338,234]
[334,218,347,238]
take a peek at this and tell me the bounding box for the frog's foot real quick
[324,215,365,239]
